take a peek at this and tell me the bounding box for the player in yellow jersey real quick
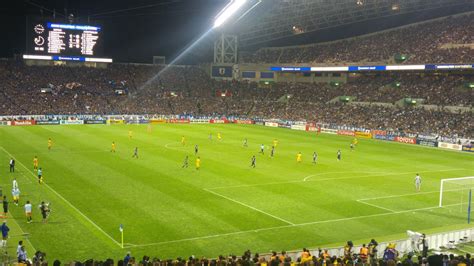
[147,124,152,133]
[296,152,302,163]
[47,138,52,150]
[181,136,186,146]
[273,139,278,147]
[128,130,133,140]
[217,132,222,141]
[33,156,39,170]
[352,138,358,146]
[111,141,116,153]
[195,157,201,170]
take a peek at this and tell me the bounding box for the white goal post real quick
[439,177,474,208]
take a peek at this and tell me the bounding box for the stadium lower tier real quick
[0,62,472,139]
[21,249,474,266]
[1,102,472,139]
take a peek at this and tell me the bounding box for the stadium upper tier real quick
[0,61,472,138]
[240,13,474,64]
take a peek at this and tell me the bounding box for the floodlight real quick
[213,0,247,28]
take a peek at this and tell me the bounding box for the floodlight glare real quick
[213,0,247,28]
[141,0,251,89]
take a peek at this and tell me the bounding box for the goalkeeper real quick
[415,174,421,192]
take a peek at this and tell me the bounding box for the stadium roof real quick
[232,0,474,49]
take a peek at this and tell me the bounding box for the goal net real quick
[439,177,474,211]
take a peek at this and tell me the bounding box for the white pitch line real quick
[208,180,303,190]
[207,168,465,190]
[164,142,175,149]
[303,168,465,182]
[208,173,380,190]
[129,228,262,248]
[356,199,397,213]
[36,125,57,133]
[358,189,464,201]
[457,247,474,254]
[123,242,138,247]
[294,203,462,227]
[0,173,33,186]
[12,145,170,156]
[203,188,295,226]
[303,171,387,182]
[8,210,37,253]
[0,146,121,247]
[0,181,33,187]
[128,203,462,248]
[164,142,187,150]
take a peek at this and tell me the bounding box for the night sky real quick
[1,1,472,64]
[0,0,228,63]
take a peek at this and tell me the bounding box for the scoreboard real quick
[28,21,104,57]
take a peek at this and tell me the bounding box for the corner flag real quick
[119,224,124,248]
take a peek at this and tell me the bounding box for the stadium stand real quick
[2,2,473,265]
[30,248,474,266]
[0,61,471,139]
[240,13,474,64]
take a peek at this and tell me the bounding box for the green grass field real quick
[0,124,473,262]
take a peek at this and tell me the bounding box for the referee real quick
[9,158,15,173]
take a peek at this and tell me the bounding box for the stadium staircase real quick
[276,94,291,103]
[327,96,356,104]
[276,49,283,63]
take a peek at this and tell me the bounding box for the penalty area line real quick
[209,168,465,190]
[357,188,465,201]
[303,168,465,182]
[302,171,387,182]
[0,146,122,248]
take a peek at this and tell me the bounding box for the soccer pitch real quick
[0,124,473,261]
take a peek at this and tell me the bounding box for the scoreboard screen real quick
[28,21,104,57]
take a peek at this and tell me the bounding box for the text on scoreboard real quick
[28,21,104,57]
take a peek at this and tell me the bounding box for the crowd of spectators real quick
[240,13,474,65]
[27,246,474,266]
[0,60,472,138]
[2,11,473,266]
[255,74,473,107]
